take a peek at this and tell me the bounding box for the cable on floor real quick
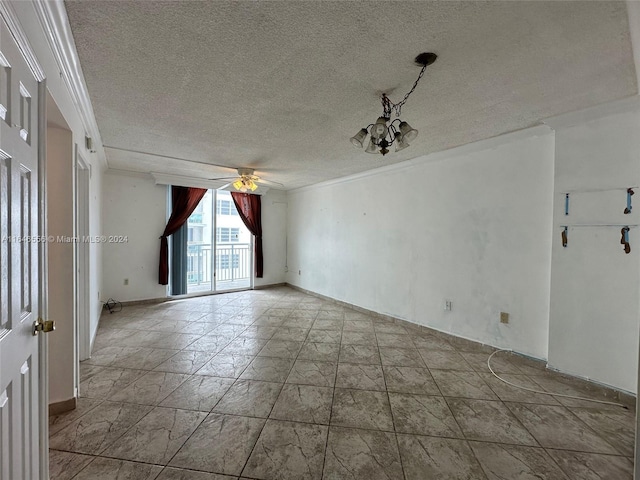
[103,298,123,314]
[487,349,628,409]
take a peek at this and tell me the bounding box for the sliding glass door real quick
[214,191,252,290]
[184,189,252,294]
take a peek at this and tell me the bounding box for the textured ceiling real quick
[65,1,637,190]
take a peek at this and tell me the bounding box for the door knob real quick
[33,318,55,336]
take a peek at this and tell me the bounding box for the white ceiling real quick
[65,1,637,190]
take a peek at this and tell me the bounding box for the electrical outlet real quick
[444,300,453,311]
[124,278,129,286]
[500,312,509,324]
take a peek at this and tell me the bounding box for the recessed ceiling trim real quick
[152,172,237,191]
[104,145,236,171]
[544,95,640,130]
[105,168,152,179]
[625,0,640,91]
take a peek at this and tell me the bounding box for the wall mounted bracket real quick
[624,188,634,214]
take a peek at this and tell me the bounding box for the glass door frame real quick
[172,188,254,297]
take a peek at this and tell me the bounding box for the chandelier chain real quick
[382,64,428,118]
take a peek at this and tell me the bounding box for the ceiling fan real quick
[210,168,283,192]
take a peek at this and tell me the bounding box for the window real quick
[218,253,240,269]
[188,225,203,243]
[216,199,238,216]
[216,227,240,243]
[188,200,205,224]
[183,189,251,294]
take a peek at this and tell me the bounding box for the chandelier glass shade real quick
[350,52,436,156]
[233,177,258,192]
[350,117,418,156]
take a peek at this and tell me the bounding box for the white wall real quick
[287,127,555,360]
[102,172,287,302]
[102,171,168,302]
[255,189,287,287]
[547,97,640,393]
[46,127,74,404]
[89,162,102,341]
[625,0,640,471]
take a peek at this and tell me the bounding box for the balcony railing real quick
[186,242,251,289]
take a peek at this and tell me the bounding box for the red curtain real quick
[158,186,207,285]
[231,192,263,278]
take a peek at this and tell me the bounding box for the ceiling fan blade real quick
[208,176,238,181]
[257,178,284,187]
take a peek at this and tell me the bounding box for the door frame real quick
[37,80,49,480]
[212,190,255,293]
[75,150,90,362]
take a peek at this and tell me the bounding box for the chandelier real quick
[350,52,437,155]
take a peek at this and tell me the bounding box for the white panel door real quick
[0,14,41,480]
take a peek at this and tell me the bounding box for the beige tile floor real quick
[49,286,635,480]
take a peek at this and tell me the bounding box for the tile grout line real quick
[237,301,318,478]
[374,326,410,480]
[423,339,501,480]
[72,298,261,478]
[161,298,285,475]
[318,313,342,480]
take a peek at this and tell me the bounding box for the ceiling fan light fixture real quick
[350,128,368,148]
[232,177,258,192]
[210,167,283,192]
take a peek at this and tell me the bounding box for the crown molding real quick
[152,172,231,190]
[543,95,640,130]
[31,0,107,169]
[289,124,553,194]
[0,1,46,81]
[105,168,153,180]
[626,0,640,92]
[151,172,270,195]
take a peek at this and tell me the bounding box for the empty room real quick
[1,1,639,479]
